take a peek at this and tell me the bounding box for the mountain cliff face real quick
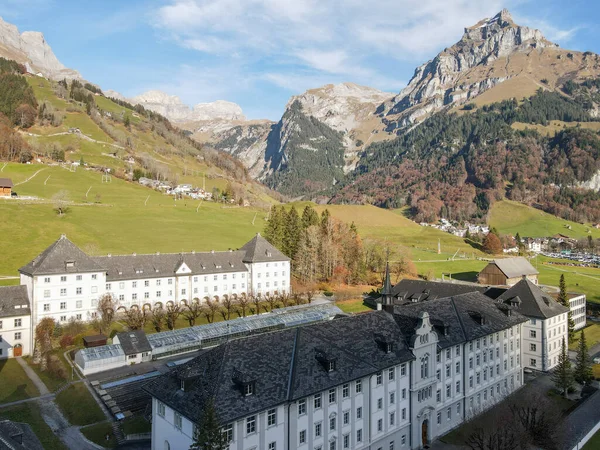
[0,16,80,80]
[132,90,245,123]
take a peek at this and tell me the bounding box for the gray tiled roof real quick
[391,279,490,303]
[393,292,528,348]
[115,330,151,355]
[0,420,44,450]
[0,178,13,188]
[0,286,31,319]
[491,257,539,278]
[19,235,105,276]
[143,311,414,424]
[93,250,249,281]
[239,233,290,263]
[496,279,569,319]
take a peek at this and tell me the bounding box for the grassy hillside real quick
[291,202,484,261]
[488,200,600,239]
[0,162,266,276]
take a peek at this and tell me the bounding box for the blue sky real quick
[1,0,598,120]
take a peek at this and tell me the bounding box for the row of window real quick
[43,301,82,312]
[43,274,96,283]
[0,319,23,329]
[0,332,22,342]
[468,328,516,353]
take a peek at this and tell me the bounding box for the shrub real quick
[47,355,67,379]
[323,291,334,297]
[59,335,74,349]
[73,333,85,347]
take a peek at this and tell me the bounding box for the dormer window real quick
[244,383,254,396]
[315,348,337,372]
[375,334,394,353]
[233,369,256,397]
[181,380,185,391]
[66,260,75,268]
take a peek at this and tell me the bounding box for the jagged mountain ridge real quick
[0,16,80,80]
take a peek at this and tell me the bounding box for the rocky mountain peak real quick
[0,16,80,80]
[382,9,557,129]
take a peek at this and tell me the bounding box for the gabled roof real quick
[0,420,44,450]
[0,178,13,188]
[115,330,151,355]
[391,279,491,303]
[496,279,569,319]
[490,257,539,278]
[19,235,105,276]
[0,285,31,318]
[393,292,528,348]
[143,312,413,425]
[239,233,289,263]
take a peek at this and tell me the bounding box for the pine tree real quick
[574,329,594,386]
[284,206,301,259]
[551,338,573,398]
[320,209,330,231]
[557,275,575,340]
[264,206,285,250]
[301,205,319,229]
[190,398,229,450]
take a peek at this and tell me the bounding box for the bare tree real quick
[222,296,234,320]
[203,299,219,323]
[252,295,261,316]
[151,305,166,332]
[182,300,203,326]
[265,294,278,312]
[122,307,146,330]
[52,190,70,216]
[165,303,182,330]
[235,294,250,318]
[97,293,117,334]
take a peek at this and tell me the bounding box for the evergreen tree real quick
[264,206,285,249]
[190,398,229,450]
[574,329,594,386]
[320,209,330,231]
[551,338,573,398]
[557,275,575,339]
[284,206,301,259]
[301,205,319,229]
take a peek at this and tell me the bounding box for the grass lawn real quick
[569,324,600,351]
[489,200,600,239]
[24,351,70,392]
[336,298,372,314]
[0,359,39,403]
[81,421,117,449]
[593,364,600,379]
[583,428,600,450]
[0,402,67,450]
[55,383,105,426]
[121,415,151,435]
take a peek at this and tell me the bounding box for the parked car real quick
[593,355,600,364]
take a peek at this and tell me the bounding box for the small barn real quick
[0,178,13,197]
[83,335,107,348]
[478,257,539,286]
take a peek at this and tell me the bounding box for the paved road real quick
[39,399,104,450]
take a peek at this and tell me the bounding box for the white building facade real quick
[17,234,290,356]
[0,285,33,358]
[145,292,528,450]
[568,293,587,331]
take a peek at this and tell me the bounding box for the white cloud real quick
[151,0,583,99]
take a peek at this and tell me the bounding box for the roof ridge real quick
[286,328,300,401]
[448,296,468,342]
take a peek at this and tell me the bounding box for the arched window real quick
[420,354,429,379]
[164,441,170,450]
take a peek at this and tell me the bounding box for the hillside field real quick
[489,200,600,239]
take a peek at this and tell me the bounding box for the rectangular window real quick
[315,422,322,437]
[157,401,165,417]
[357,429,362,442]
[330,417,336,431]
[356,379,362,393]
[390,411,395,426]
[456,381,461,393]
[174,412,182,430]
[132,293,137,300]
[530,330,536,338]
[60,288,67,297]
[377,398,383,409]
[60,302,67,310]
[14,318,21,327]
[298,399,306,415]
[268,408,276,426]
[402,407,406,420]
[456,361,460,373]
[44,290,51,298]
[376,372,382,385]
[246,416,256,434]
[402,388,406,399]
[106,283,111,291]
[390,391,395,404]
[61,276,67,282]
[222,424,233,442]
[343,410,349,425]
[377,418,382,432]
[342,383,349,398]
[343,434,349,449]
[530,343,537,351]
[92,274,97,280]
[76,314,82,320]
[314,394,322,409]
[401,364,406,376]
[437,412,441,425]
[456,345,461,356]
[43,304,50,312]
[389,368,395,381]
[356,406,362,419]
[44,277,51,283]
[329,388,336,403]
[269,443,276,450]
[14,332,21,340]
[299,429,306,444]
[120,282,126,289]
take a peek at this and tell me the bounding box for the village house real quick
[0,177,13,197]
[0,285,32,358]
[477,257,539,286]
